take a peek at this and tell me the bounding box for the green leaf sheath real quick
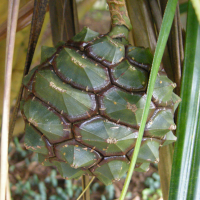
[169,3,200,200]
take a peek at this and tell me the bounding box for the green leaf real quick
[119,0,178,199]
[191,0,200,23]
[49,0,79,45]
[168,2,200,200]
[179,3,188,14]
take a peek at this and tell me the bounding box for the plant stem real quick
[81,175,90,200]
[77,177,95,200]
[158,145,174,200]
[106,0,131,39]
[107,0,132,30]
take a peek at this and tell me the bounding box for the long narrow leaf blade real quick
[187,106,200,199]
[49,0,79,45]
[9,0,49,141]
[24,0,49,74]
[119,0,178,199]
[169,2,200,199]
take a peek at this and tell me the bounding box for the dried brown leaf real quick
[0,0,34,41]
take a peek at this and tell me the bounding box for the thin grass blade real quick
[81,175,90,200]
[168,2,200,199]
[119,0,178,199]
[77,177,95,200]
[0,1,20,199]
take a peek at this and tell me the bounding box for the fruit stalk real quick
[106,0,132,39]
[107,0,132,30]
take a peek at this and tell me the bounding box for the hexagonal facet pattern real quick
[134,163,150,172]
[110,59,148,91]
[90,156,130,185]
[54,47,110,92]
[86,36,125,67]
[73,116,138,156]
[68,26,100,50]
[144,109,176,137]
[24,123,54,157]
[21,27,180,185]
[55,139,102,169]
[127,138,162,163]
[152,73,177,107]
[127,46,153,71]
[50,159,91,179]
[22,95,73,143]
[27,67,98,122]
[98,86,156,128]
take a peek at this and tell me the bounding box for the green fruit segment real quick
[98,87,155,128]
[127,46,153,71]
[86,36,125,67]
[171,93,182,112]
[54,47,110,92]
[55,139,102,169]
[127,138,161,163]
[51,159,87,179]
[113,37,129,45]
[41,46,57,63]
[152,73,177,107]
[23,66,39,91]
[110,59,148,91]
[73,116,138,156]
[134,163,150,172]
[144,109,176,137]
[22,95,73,143]
[26,68,97,122]
[69,27,99,50]
[38,154,54,166]
[162,131,177,146]
[90,156,129,185]
[24,123,53,156]
[72,27,99,42]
